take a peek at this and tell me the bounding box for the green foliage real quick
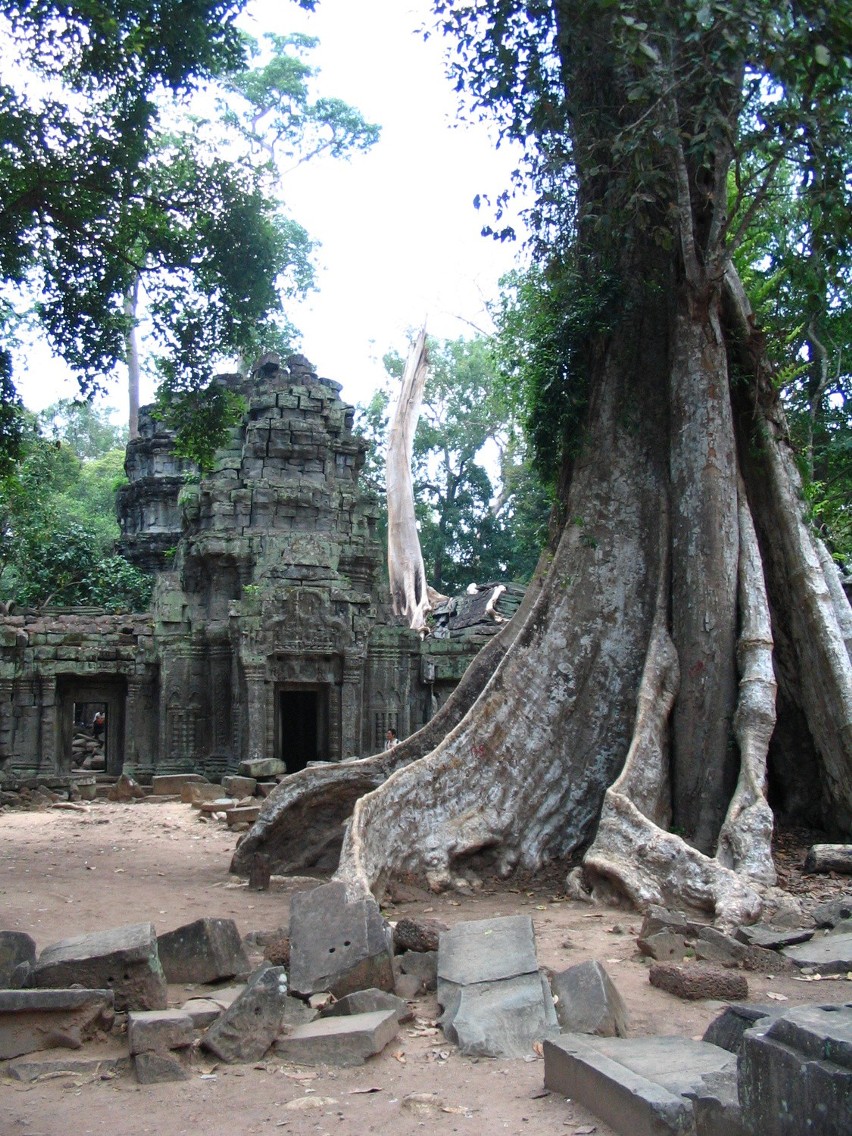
[38,400,128,459]
[358,335,551,593]
[491,259,617,485]
[0,0,371,467]
[153,381,246,470]
[0,408,152,610]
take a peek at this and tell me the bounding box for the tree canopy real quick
[0,0,379,468]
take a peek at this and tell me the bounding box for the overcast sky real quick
[16,0,528,417]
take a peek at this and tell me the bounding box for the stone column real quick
[243,664,268,762]
[340,654,365,760]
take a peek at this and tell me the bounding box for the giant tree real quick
[234,1,852,926]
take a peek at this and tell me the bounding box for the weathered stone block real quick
[551,960,630,1038]
[157,918,249,984]
[437,915,557,1058]
[201,965,289,1063]
[32,923,166,1011]
[739,1003,852,1136]
[544,1033,736,1136]
[221,775,257,798]
[0,930,36,987]
[134,1049,189,1083]
[649,963,748,1002]
[734,923,814,950]
[181,997,224,1028]
[636,931,689,962]
[395,949,438,992]
[151,774,208,795]
[812,896,852,929]
[804,844,852,874]
[288,881,394,998]
[182,782,224,804]
[782,922,852,974]
[127,1009,194,1054]
[272,1008,399,1066]
[0,988,115,1059]
[238,758,287,778]
[438,915,538,986]
[393,917,446,954]
[321,988,412,1024]
[702,1003,778,1055]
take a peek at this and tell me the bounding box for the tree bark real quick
[230,3,852,924]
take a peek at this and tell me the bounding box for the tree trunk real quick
[230,3,852,925]
[124,275,141,440]
[386,327,439,633]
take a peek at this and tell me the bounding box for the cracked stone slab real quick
[437,915,538,985]
[272,1008,399,1066]
[544,1033,736,1136]
[439,970,559,1058]
[781,923,852,975]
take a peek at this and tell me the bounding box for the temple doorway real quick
[56,676,127,776]
[277,685,328,773]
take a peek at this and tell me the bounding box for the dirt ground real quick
[1,800,850,1136]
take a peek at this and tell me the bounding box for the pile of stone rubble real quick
[1,874,851,1133]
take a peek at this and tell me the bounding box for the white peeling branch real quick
[386,327,444,633]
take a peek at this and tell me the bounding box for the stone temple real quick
[0,356,521,785]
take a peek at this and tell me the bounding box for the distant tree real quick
[360,335,551,593]
[0,408,150,611]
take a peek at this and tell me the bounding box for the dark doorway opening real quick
[56,676,126,776]
[278,688,323,773]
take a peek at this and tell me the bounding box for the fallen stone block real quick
[238,758,287,778]
[157,917,249,984]
[4,1042,129,1082]
[636,931,689,962]
[201,965,289,1063]
[127,1009,194,1054]
[692,927,795,973]
[151,774,209,795]
[551,960,630,1038]
[443,971,558,1058]
[182,782,225,804]
[0,988,115,1059]
[639,905,709,941]
[393,917,447,954]
[394,972,423,1000]
[321,988,412,1025]
[733,923,814,950]
[812,895,852,929]
[782,921,852,975]
[544,1032,736,1136]
[226,804,261,828]
[222,775,257,798]
[439,914,538,985]
[395,949,438,992]
[32,923,166,1011]
[272,1008,399,1066]
[649,963,748,1002]
[0,930,36,988]
[684,1067,747,1136]
[198,797,237,814]
[701,1003,779,1055]
[107,773,145,801]
[181,997,225,1028]
[438,915,558,1058]
[134,1049,189,1083]
[804,843,852,874]
[739,1003,852,1136]
[288,881,394,998]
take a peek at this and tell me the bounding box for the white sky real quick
[16,0,528,419]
